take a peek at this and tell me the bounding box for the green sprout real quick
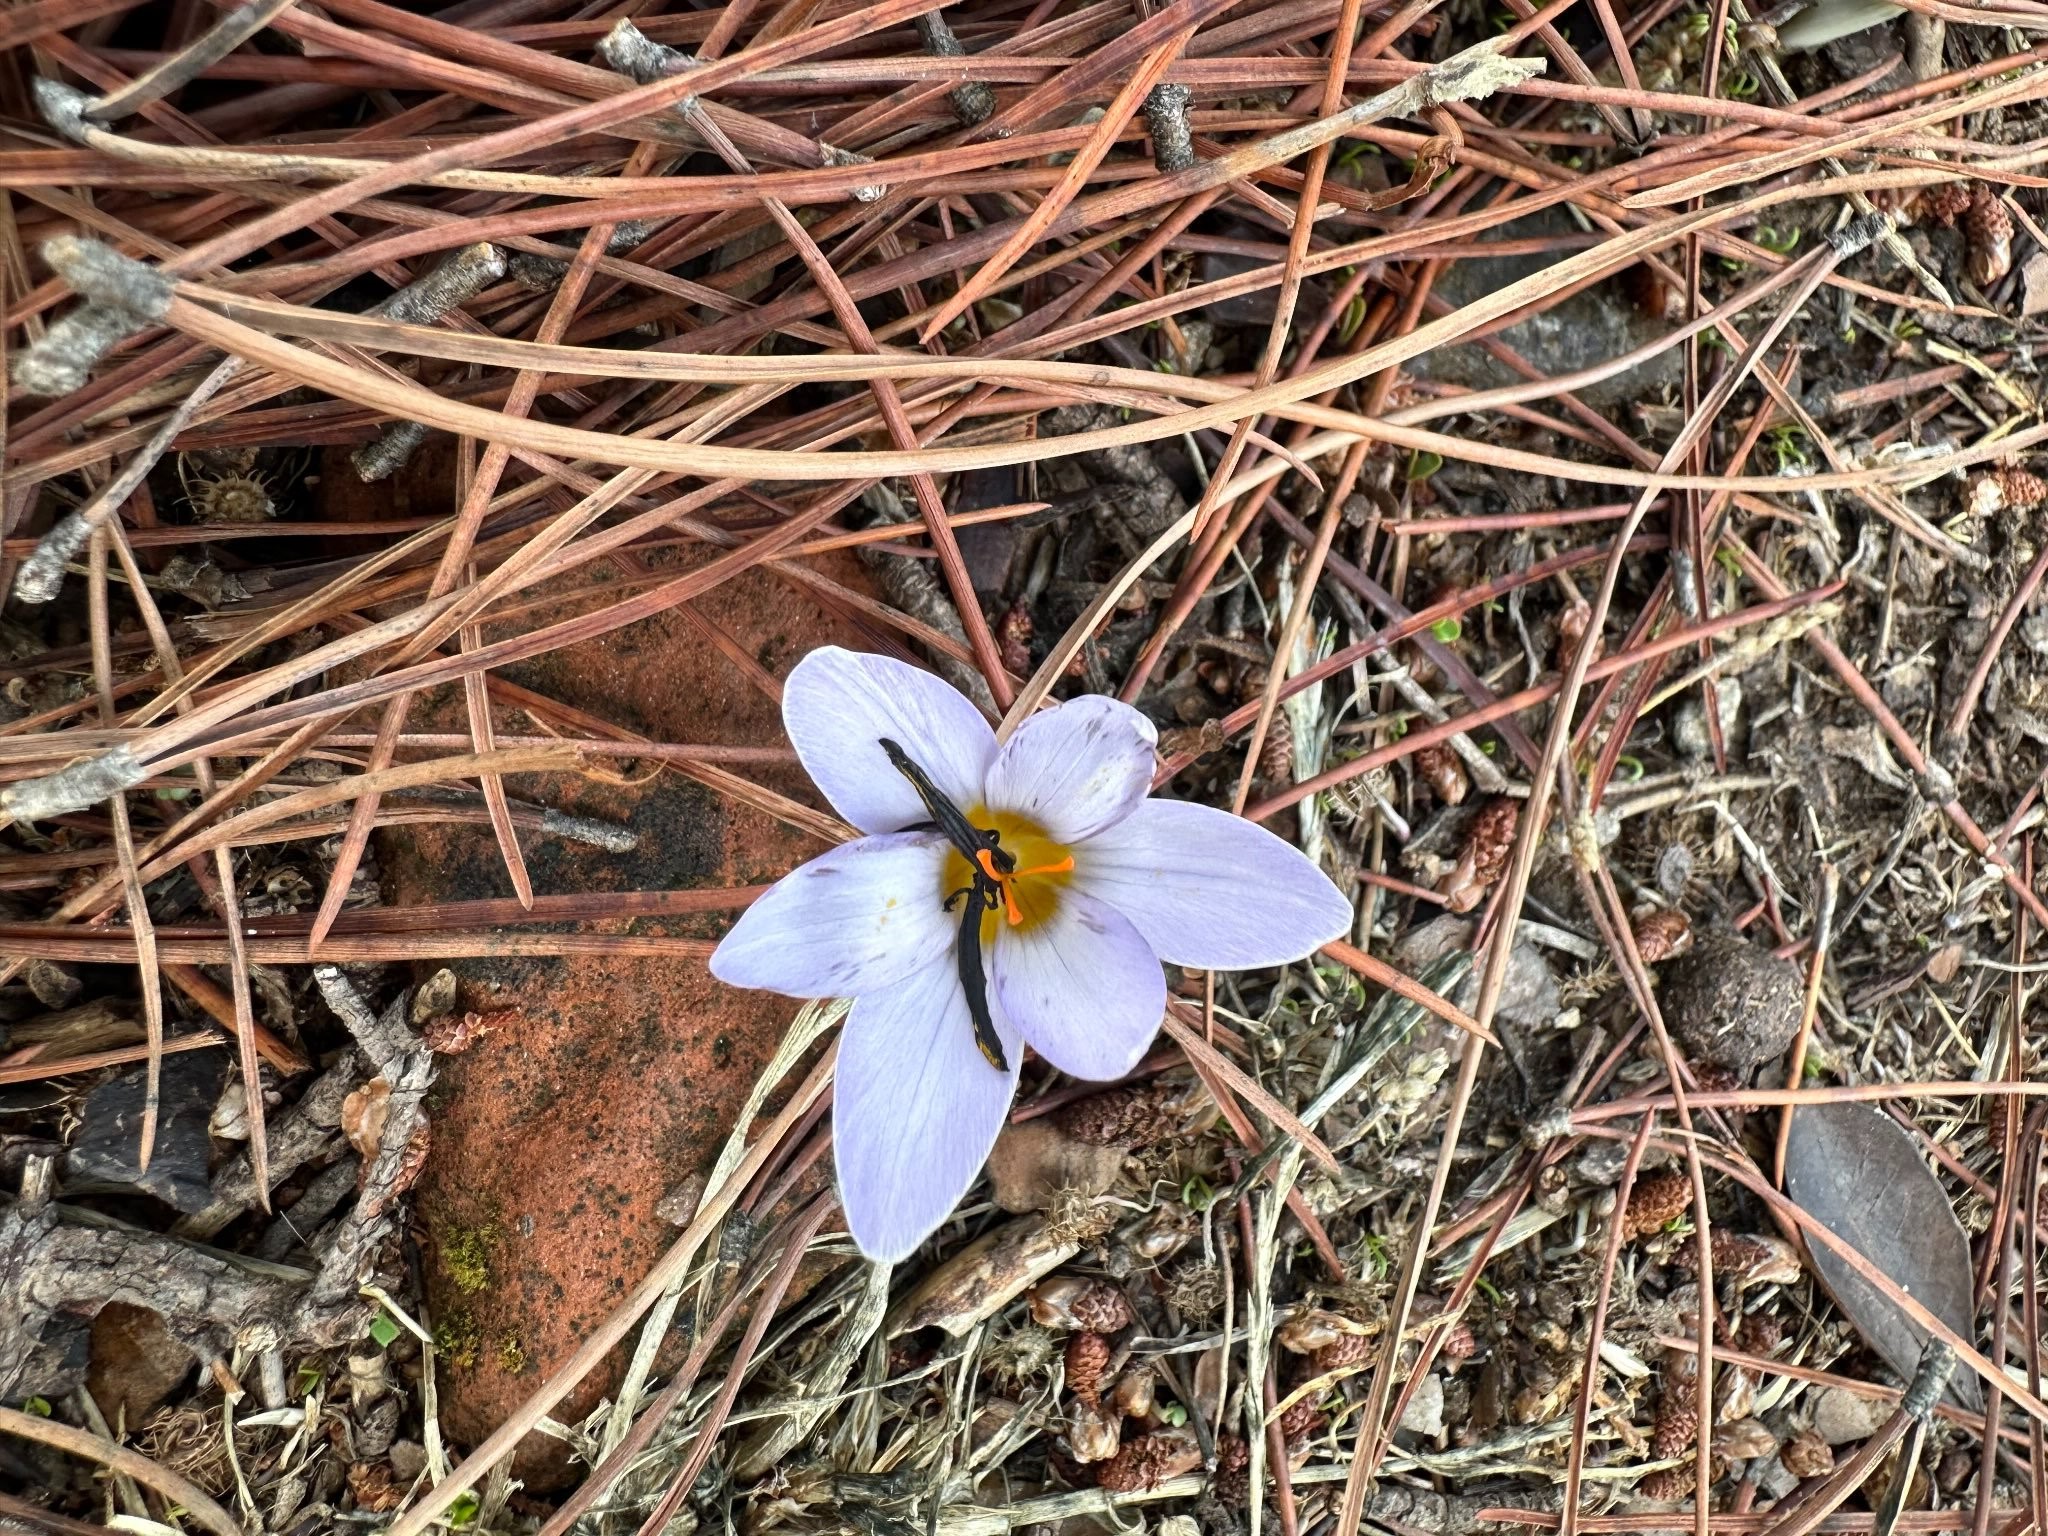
[1765,422,1810,470]
[1338,291,1370,345]
[1182,1174,1216,1211]
[449,1492,483,1527]
[1406,448,1443,482]
[1430,616,1463,644]
[1752,225,1801,254]
[368,1311,402,1349]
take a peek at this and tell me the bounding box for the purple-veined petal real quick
[783,646,997,835]
[1074,798,1352,968]
[709,832,950,998]
[989,887,1164,1081]
[835,961,1021,1263]
[983,695,1158,843]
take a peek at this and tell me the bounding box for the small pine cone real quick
[1067,1330,1113,1407]
[1691,1063,1744,1095]
[1920,181,1976,226]
[1096,1428,1201,1492]
[1414,741,1468,805]
[1310,1332,1374,1373]
[1056,1082,1183,1148]
[1071,1281,1136,1333]
[1732,1310,1785,1358]
[1780,1425,1835,1479]
[997,600,1034,676]
[1993,466,2048,512]
[1557,597,1601,667]
[1653,1399,1700,1460]
[1440,796,1519,914]
[1278,1396,1325,1445]
[1632,908,1693,964]
[1211,1435,1251,1505]
[1622,1169,1690,1239]
[1637,1464,1694,1503]
[1439,1320,1478,1363]
[348,1461,406,1514]
[1964,184,2014,286]
[1466,797,1518,887]
[1258,712,1294,786]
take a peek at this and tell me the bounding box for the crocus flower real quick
[710,646,1351,1261]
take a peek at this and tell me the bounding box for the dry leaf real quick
[1783,1103,1980,1410]
[341,1076,392,1161]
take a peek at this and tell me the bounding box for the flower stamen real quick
[976,847,1076,926]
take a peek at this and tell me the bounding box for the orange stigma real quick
[976,845,1075,925]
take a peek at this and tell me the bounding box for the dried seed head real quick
[1167,1261,1225,1319]
[1659,931,1804,1071]
[1632,907,1694,964]
[1780,1425,1835,1479]
[1043,1183,1120,1246]
[1066,1330,1114,1406]
[188,473,274,524]
[1622,1169,1691,1240]
[987,1321,1059,1386]
[1096,1427,1202,1491]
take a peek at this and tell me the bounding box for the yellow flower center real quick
[940,808,1075,941]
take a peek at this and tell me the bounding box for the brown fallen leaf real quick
[1783,1102,1980,1411]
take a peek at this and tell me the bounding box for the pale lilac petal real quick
[1075,799,1351,968]
[989,888,1164,1080]
[984,696,1158,843]
[835,961,1021,1263]
[783,645,997,835]
[709,832,950,997]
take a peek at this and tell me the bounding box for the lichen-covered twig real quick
[11,221,175,398]
[915,10,997,126]
[1142,82,1196,173]
[350,242,508,481]
[82,0,304,123]
[601,20,884,198]
[856,484,1000,713]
